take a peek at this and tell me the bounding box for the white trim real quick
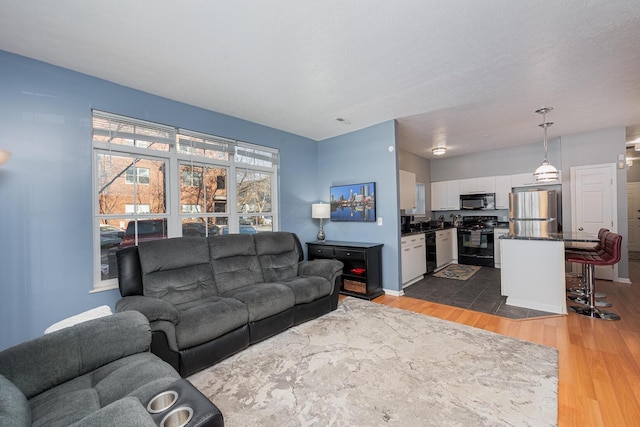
[383,288,404,297]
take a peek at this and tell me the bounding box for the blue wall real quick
[0,51,322,349]
[318,121,401,294]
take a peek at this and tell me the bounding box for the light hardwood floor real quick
[370,263,640,426]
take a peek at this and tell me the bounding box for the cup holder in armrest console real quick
[147,390,179,414]
[143,379,224,427]
[160,407,193,427]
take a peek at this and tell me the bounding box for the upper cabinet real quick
[399,170,416,210]
[495,175,511,209]
[510,171,561,188]
[509,172,536,188]
[431,180,460,211]
[459,176,496,195]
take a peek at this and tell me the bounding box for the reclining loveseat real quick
[115,231,343,377]
[0,311,223,427]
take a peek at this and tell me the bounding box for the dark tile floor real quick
[403,266,558,319]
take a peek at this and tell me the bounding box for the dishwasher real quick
[425,230,437,274]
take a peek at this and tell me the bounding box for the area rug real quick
[189,298,558,426]
[433,263,481,280]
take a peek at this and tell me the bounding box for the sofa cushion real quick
[68,397,156,427]
[221,283,295,322]
[138,237,218,305]
[277,276,333,304]
[27,352,178,427]
[174,296,249,349]
[254,232,300,281]
[208,234,264,293]
[0,374,30,427]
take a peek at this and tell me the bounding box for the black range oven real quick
[457,216,496,267]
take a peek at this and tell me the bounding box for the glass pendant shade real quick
[534,160,559,182]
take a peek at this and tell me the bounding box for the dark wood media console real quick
[306,240,384,300]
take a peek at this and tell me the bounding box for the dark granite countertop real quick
[500,231,599,243]
[401,224,455,237]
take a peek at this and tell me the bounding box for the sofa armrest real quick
[115,296,179,324]
[0,312,151,399]
[299,259,343,286]
[0,374,30,427]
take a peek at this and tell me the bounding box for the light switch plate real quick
[377,217,383,226]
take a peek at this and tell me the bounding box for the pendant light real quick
[533,107,559,182]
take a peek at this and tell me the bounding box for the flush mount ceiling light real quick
[533,107,559,183]
[0,149,11,165]
[432,147,446,156]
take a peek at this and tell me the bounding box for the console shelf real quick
[306,240,384,300]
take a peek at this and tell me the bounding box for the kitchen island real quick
[499,232,599,315]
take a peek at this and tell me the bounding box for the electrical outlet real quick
[377,217,383,226]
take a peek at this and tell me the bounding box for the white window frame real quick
[92,111,279,292]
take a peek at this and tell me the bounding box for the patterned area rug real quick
[189,298,558,426]
[433,263,481,280]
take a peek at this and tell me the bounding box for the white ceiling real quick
[1,1,639,159]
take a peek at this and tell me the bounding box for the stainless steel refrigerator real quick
[509,190,560,237]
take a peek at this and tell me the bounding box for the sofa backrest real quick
[208,234,264,294]
[138,237,218,305]
[0,311,150,399]
[254,232,301,281]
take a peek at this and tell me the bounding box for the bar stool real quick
[566,228,610,306]
[565,230,622,320]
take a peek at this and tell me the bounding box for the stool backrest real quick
[598,228,609,240]
[599,231,622,265]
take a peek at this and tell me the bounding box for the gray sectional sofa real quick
[0,311,223,427]
[115,231,344,377]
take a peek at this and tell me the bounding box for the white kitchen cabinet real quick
[446,180,460,210]
[401,233,426,286]
[495,175,511,209]
[510,172,536,187]
[459,176,496,195]
[435,228,455,269]
[493,227,510,268]
[399,170,416,210]
[431,181,447,211]
[431,180,460,211]
[511,171,562,188]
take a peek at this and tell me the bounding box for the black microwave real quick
[460,193,495,210]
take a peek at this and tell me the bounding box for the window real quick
[125,167,150,184]
[92,111,279,291]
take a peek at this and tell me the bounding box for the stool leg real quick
[569,264,620,320]
[567,263,608,302]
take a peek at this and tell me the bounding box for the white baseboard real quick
[383,288,404,297]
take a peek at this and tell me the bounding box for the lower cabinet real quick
[435,228,456,269]
[307,240,384,300]
[493,227,510,268]
[401,233,426,286]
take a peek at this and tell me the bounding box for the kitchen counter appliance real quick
[457,215,497,267]
[509,190,560,238]
[460,193,495,210]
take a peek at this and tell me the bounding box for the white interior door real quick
[571,164,616,280]
[627,182,640,252]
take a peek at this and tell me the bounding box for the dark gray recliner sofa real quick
[0,311,223,427]
[115,231,343,377]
